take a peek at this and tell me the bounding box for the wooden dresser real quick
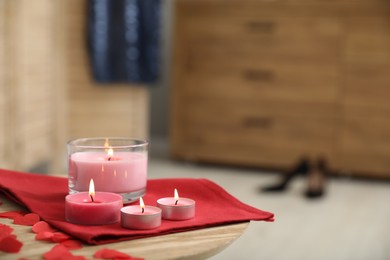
[170,0,390,178]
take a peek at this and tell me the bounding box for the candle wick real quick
[142,208,145,214]
[175,200,178,205]
[90,195,94,202]
[108,157,111,161]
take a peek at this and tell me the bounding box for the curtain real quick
[87,0,161,84]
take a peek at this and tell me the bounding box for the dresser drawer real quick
[175,97,338,167]
[336,105,390,177]
[345,17,390,108]
[182,60,341,104]
[184,14,342,62]
[345,17,390,62]
[346,63,390,108]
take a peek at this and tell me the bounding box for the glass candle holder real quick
[67,137,148,203]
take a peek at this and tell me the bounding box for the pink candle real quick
[65,192,123,225]
[69,151,147,193]
[157,189,195,220]
[67,138,148,203]
[121,198,161,230]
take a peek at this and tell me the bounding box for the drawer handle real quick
[242,117,273,129]
[243,69,275,82]
[245,21,276,34]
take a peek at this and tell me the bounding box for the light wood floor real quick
[148,152,390,260]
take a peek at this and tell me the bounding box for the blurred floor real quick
[148,138,390,260]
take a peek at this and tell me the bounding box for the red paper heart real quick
[36,231,54,241]
[32,221,57,233]
[94,248,144,260]
[35,231,71,243]
[44,244,86,260]
[0,223,13,240]
[13,213,40,226]
[51,232,71,243]
[60,239,83,250]
[0,210,26,220]
[0,235,23,253]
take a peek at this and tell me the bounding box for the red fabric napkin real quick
[0,168,274,245]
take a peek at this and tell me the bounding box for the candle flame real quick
[89,179,95,197]
[174,188,179,205]
[104,139,112,159]
[174,188,179,200]
[140,197,145,213]
[107,148,113,160]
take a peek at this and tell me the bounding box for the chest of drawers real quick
[170,0,390,178]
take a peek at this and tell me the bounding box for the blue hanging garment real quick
[88,0,161,84]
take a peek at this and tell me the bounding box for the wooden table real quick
[0,195,249,260]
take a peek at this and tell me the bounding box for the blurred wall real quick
[0,0,150,174]
[0,0,57,171]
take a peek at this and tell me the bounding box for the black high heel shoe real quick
[305,159,327,199]
[262,158,309,192]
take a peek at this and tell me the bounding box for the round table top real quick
[0,195,249,259]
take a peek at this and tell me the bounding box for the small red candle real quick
[121,197,162,230]
[65,179,123,225]
[157,188,195,220]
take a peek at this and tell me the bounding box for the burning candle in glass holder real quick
[157,188,196,220]
[67,137,148,203]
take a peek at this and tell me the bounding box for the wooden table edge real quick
[0,195,249,260]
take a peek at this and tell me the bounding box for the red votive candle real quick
[121,197,162,230]
[65,179,123,225]
[157,189,195,220]
[65,192,123,225]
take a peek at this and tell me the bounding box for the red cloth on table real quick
[0,168,274,245]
